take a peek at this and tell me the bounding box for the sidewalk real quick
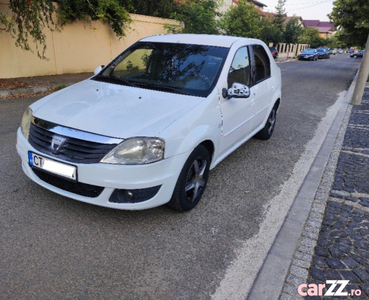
[249,82,369,299]
[0,73,92,99]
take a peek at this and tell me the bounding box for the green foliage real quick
[0,12,13,32]
[54,83,67,91]
[329,0,369,47]
[325,33,347,49]
[273,0,286,30]
[260,17,280,44]
[2,0,56,59]
[284,17,304,44]
[133,0,174,18]
[218,0,262,38]
[298,27,327,48]
[0,0,133,59]
[5,0,360,61]
[262,0,286,44]
[57,0,132,37]
[167,0,220,34]
[332,29,354,48]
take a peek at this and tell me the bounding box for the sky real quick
[259,0,335,21]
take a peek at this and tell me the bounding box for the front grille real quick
[32,168,104,198]
[29,123,118,164]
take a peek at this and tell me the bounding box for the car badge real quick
[51,135,66,154]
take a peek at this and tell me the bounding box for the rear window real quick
[252,45,271,84]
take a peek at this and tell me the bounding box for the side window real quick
[228,47,251,88]
[252,45,271,83]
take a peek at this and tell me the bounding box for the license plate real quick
[29,152,77,181]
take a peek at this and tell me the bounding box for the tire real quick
[254,105,277,140]
[168,145,210,212]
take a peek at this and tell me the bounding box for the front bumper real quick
[299,55,314,60]
[16,128,188,210]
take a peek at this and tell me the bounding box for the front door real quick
[219,46,254,155]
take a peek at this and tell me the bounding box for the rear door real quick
[249,44,274,129]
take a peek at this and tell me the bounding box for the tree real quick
[132,0,174,19]
[218,0,261,38]
[331,29,352,49]
[57,0,132,37]
[260,16,280,45]
[330,0,369,105]
[272,0,286,43]
[326,33,345,49]
[283,16,304,44]
[298,27,326,48]
[329,0,369,48]
[167,0,220,34]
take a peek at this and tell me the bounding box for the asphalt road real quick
[0,54,362,299]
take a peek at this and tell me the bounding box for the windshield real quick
[302,49,315,54]
[93,42,229,97]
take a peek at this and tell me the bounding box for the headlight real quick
[101,137,165,165]
[20,107,33,139]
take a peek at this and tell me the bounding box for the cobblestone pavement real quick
[280,86,369,299]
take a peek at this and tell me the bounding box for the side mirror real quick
[222,82,250,99]
[94,65,105,75]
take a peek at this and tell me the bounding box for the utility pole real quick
[351,34,369,105]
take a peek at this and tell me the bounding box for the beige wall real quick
[0,2,181,79]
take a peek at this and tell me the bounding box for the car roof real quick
[140,34,263,48]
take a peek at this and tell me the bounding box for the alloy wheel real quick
[185,157,207,203]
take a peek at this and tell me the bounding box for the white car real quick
[17,34,282,211]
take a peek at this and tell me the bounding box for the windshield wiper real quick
[138,82,191,95]
[109,76,140,88]
[93,76,192,95]
[93,75,139,88]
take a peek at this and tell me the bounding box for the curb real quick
[247,72,358,300]
[279,99,353,300]
[0,86,51,99]
[0,72,92,99]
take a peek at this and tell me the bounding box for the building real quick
[284,16,304,27]
[303,20,335,38]
[219,0,266,14]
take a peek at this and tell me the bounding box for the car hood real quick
[31,79,204,138]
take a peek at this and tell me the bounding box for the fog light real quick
[109,186,161,204]
[125,190,134,201]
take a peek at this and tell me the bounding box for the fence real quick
[271,43,310,59]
